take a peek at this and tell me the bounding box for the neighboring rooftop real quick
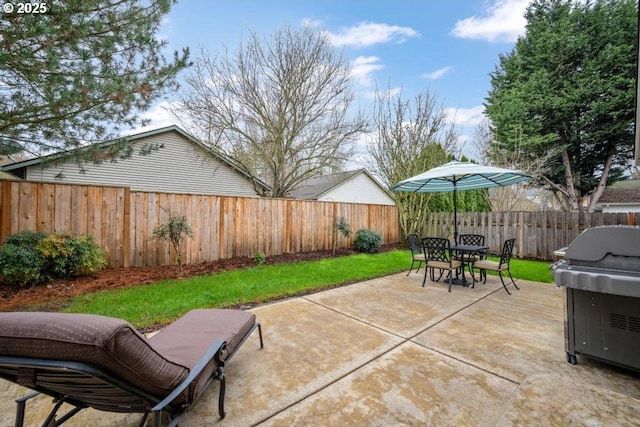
[289,170,363,200]
[599,179,640,204]
[0,171,21,180]
[0,125,271,195]
[289,169,395,205]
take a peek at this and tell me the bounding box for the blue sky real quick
[142,0,531,161]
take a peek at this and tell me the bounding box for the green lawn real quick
[62,250,553,328]
[486,256,554,284]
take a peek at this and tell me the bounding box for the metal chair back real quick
[422,237,452,263]
[407,233,422,255]
[499,238,516,268]
[458,234,485,247]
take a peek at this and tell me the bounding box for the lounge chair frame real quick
[0,316,262,427]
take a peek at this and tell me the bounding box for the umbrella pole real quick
[453,186,458,244]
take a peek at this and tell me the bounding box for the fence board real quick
[18,180,637,266]
[422,211,639,260]
[36,183,52,232]
[17,182,34,231]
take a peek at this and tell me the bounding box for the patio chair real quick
[457,234,487,281]
[406,233,426,275]
[0,309,264,427]
[421,237,462,291]
[472,238,519,295]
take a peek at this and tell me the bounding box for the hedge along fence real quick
[0,180,400,268]
[423,210,640,261]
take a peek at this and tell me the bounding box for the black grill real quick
[553,226,640,372]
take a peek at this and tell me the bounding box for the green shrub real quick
[38,232,107,279]
[0,234,46,286]
[354,229,382,253]
[0,231,106,286]
[5,230,47,246]
[253,252,266,265]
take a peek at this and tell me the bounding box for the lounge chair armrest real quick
[151,339,227,414]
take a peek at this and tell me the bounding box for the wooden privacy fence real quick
[423,211,640,261]
[0,180,400,268]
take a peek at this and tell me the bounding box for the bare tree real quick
[368,87,456,235]
[472,118,556,212]
[171,26,367,197]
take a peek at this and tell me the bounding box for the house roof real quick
[289,169,393,200]
[0,170,21,180]
[1,125,270,193]
[599,179,640,204]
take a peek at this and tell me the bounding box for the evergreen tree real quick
[484,0,637,211]
[0,0,190,157]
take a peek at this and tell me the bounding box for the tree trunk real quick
[586,153,613,212]
[561,148,579,211]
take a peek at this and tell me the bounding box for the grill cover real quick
[553,226,640,298]
[554,226,640,371]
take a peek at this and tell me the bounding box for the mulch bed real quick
[0,243,405,312]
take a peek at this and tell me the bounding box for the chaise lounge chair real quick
[0,308,263,427]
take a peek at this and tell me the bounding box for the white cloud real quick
[422,66,453,80]
[156,17,173,44]
[124,101,183,135]
[346,131,379,176]
[350,56,384,86]
[325,22,419,48]
[379,87,402,98]
[359,86,402,100]
[354,130,377,153]
[451,0,528,43]
[445,105,485,128]
[445,105,487,159]
[301,18,322,28]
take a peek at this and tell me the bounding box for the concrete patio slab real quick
[1,272,639,427]
[305,275,488,338]
[260,342,518,427]
[484,278,562,314]
[413,281,566,383]
[497,372,640,427]
[187,298,404,426]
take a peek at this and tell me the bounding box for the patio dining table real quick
[449,244,489,287]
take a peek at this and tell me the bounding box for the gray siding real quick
[25,131,259,196]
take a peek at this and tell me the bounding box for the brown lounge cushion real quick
[0,309,257,404]
[149,309,257,401]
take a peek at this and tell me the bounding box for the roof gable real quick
[290,169,395,203]
[1,125,270,193]
[290,170,362,199]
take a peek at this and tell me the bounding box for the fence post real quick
[518,211,524,258]
[628,212,635,226]
[122,187,131,268]
[0,181,11,243]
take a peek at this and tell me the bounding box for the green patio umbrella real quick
[392,160,532,243]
